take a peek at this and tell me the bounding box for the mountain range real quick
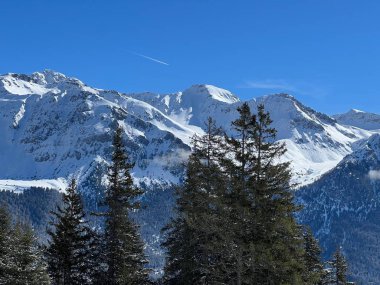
[1,70,380,283]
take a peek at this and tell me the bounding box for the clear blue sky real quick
[1,0,380,115]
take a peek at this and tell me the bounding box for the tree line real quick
[0,103,353,284]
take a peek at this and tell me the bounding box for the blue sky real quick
[1,0,380,114]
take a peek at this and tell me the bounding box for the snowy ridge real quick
[182,84,240,104]
[333,108,380,130]
[252,94,374,184]
[0,70,194,192]
[0,179,67,193]
[131,90,375,185]
[1,69,378,189]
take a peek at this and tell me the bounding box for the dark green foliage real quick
[303,227,324,284]
[101,126,150,284]
[0,205,12,282]
[162,118,230,284]
[324,248,349,285]
[225,103,306,284]
[0,206,50,285]
[163,104,308,284]
[46,179,95,285]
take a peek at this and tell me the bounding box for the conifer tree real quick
[163,105,319,284]
[303,227,324,284]
[88,230,108,285]
[102,126,149,285]
[0,205,50,285]
[225,103,305,284]
[334,248,348,285]
[46,179,94,285]
[0,205,12,283]
[223,103,259,284]
[5,223,51,285]
[326,247,348,285]
[162,118,230,284]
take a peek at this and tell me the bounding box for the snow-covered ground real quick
[0,178,67,193]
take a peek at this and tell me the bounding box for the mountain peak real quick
[182,84,240,104]
[349,108,365,114]
[262,93,295,100]
[333,109,380,130]
[0,70,89,96]
[31,69,68,85]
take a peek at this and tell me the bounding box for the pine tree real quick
[225,103,306,284]
[329,247,348,285]
[162,118,230,284]
[88,230,108,285]
[102,126,149,285]
[334,248,348,285]
[163,105,307,284]
[303,227,324,284]
[223,103,259,284]
[46,179,94,285]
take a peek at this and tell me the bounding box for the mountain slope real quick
[132,90,373,185]
[333,108,380,130]
[0,71,192,183]
[1,71,374,190]
[298,134,380,284]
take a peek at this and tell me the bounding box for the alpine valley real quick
[1,70,380,283]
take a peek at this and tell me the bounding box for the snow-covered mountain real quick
[1,70,375,188]
[298,134,380,284]
[0,71,192,187]
[1,70,379,280]
[333,108,380,130]
[131,88,374,185]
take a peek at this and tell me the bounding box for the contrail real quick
[130,51,169,66]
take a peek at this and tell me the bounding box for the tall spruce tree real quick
[162,105,326,284]
[162,118,230,284]
[102,126,149,285]
[303,227,324,284]
[223,103,259,284]
[46,179,94,285]
[225,103,306,284]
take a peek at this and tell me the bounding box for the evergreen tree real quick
[225,103,306,284]
[223,103,259,284]
[325,247,348,285]
[334,248,348,285]
[102,126,149,285]
[163,105,308,284]
[0,205,50,285]
[4,223,51,285]
[46,179,94,285]
[0,205,12,282]
[303,227,324,284]
[162,118,230,284]
[88,230,108,285]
